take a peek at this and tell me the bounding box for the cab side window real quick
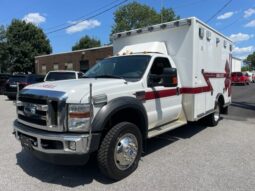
[149,57,172,86]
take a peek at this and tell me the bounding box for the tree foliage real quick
[245,52,255,70]
[111,2,179,34]
[6,19,52,73]
[72,35,101,51]
[0,25,9,73]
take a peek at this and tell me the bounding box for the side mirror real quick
[148,68,177,87]
[162,68,178,87]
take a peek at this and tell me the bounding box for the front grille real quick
[18,114,47,126]
[19,96,47,104]
[6,86,17,92]
[17,90,67,132]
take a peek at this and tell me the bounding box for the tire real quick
[206,102,221,126]
[97,122,142,180]
[220,106,228,115]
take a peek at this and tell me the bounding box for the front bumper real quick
[13,120,101,164]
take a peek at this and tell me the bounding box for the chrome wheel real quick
[214,104,220,122]
[114,133,138,171]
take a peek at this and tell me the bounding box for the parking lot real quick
[0,84,255,191]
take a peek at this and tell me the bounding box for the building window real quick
[80,60,89,73]
[65,63,73,70]
[53,63,59,70]
[42,65,46,74]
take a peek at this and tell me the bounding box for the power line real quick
[173,0,210,10]
[220,6,255,31]
[45,0,123,31]
[206,0,233,23]
[46,0,128,35]
[220,17,241,31]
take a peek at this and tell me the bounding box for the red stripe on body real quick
[145,89,177,100]
[180,86,211,94]
[144,70,228,100]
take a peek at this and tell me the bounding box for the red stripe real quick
[145,89,177,100]
[180,86,211,94]
[144,71,227,100]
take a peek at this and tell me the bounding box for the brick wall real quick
[35,46,113,74]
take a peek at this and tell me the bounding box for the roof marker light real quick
[137,29,142,33]
[174,21,179,27]
[160,24,167,29]
[148,26,154,32]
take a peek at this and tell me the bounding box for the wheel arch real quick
[92,96,148,140]
[216,93,225,106]
[216,93,227,114]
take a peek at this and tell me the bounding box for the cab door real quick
[143,57,182,129]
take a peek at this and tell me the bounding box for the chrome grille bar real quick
[17,89,67,132]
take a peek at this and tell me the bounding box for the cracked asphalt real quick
[0,84,254,191]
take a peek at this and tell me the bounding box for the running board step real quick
[148,120,187,138]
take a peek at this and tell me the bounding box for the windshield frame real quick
[84,55,151,82]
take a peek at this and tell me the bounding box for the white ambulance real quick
[13,17,232,180]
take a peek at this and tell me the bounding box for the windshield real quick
[45,72,76,81]
[84,55,151,81]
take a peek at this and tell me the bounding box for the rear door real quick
[144,57,182,129]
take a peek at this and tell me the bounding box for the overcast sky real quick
[0,0,254,59]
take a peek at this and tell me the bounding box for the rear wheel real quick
[220,106,228,115]
[206,102,220,126]
[97,122,142,180]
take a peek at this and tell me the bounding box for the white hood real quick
[24,78,139,103]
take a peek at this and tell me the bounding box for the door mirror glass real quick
[162,68,177,87]
[148,67,177,87]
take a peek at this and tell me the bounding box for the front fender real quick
[91,96,148,136]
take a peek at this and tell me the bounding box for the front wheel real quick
[206,102,221,126]
[97,122,142,180]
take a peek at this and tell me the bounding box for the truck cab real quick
[13,17,232,180]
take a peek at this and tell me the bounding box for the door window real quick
[149,57,172,86]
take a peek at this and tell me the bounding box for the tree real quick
[72,35,101,51]
[160,7,180,23]
[0,25,9,73]
[6,19,52,73]
[245,52,255,70]
[111,2,179,34]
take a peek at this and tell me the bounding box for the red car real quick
[231,72,249,86]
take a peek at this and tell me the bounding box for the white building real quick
[232,57,242,72]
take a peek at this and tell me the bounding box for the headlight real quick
[68,104,92,132]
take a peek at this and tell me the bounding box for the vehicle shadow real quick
[16,120,209,187]
[144,121,208,156]
[231,101,255,111]
[16,150,115,186]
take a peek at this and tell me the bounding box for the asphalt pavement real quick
[0,84,255,191]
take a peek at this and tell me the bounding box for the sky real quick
[0,0,255,59]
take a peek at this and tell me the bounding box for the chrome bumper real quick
[13,120,90,154]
